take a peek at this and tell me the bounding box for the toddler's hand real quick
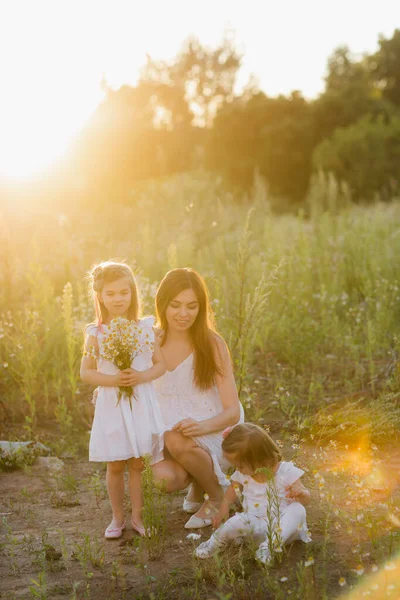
[285,479,308,501]
[285,485,298,501]
[212,507,229,529]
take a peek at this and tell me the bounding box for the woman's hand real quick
[172,418,208,437]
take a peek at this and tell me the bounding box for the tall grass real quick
[0,171,399,441]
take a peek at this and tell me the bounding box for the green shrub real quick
[313,116,400,200]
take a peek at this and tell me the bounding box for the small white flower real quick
[384,562,396,571]
[338,577,346,587]
[304,557,314,567]
[352,565,364,576]
[371,564,379,572]
[186,533,201,541]
[2,363,8,368]
[280,576,288,582]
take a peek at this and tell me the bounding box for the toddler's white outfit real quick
[195,461,311,562]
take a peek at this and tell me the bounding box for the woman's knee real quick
[164,430,191,458]
[152,459,190,492]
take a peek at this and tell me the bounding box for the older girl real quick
[81,261,165,538]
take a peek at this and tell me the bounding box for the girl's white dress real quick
[88,316,164,463]
[154,353,244,485]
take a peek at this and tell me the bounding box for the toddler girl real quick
[194,423,311,563]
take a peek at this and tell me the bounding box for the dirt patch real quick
[0,444,399,600]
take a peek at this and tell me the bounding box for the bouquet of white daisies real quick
[87,317,153,409]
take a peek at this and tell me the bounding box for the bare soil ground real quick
[1,442,399,600]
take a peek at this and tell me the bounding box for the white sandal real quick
[184,515,212,529]
[183,496,202,514]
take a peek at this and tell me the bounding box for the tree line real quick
[67,29,400,207]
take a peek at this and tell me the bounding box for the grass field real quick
[0,172,399,599]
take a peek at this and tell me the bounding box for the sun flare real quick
[0,82,103,179]
[0,0,396,179]
[0,1,104,179]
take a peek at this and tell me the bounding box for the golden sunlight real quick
[0,107,91,179]
[1,0,396,179]
[343,554,400,599]
[0,73,103,178]
[0,2,104,179]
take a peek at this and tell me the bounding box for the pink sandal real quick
[104,521,125,539]
[131,518,147,537]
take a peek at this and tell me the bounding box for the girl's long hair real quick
[155,268,223,390]
[88,260,140,325]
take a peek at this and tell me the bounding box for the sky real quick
[0,0,398,177]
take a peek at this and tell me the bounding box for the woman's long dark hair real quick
[155,268,224,390]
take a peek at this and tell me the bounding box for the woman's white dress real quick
[88,316,164,464]
[154,353,244,485]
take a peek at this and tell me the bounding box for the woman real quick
[151,268,244,528]
[92,267,244,528]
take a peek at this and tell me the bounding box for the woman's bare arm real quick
[173,336,241,437]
